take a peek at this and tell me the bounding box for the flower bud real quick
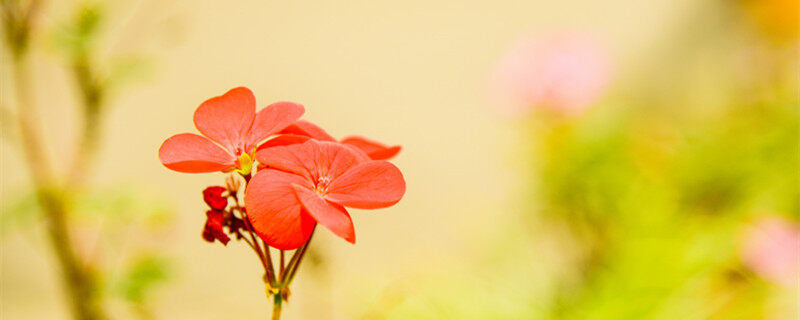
[202,209,230,245]
[225,174,241,195]
[203,186,228,210]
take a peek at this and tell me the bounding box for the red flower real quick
[202,186,228,210]
[259,120,402,161]
[245,140,406,250]
[202,210,230,245]
[159,87,304,173]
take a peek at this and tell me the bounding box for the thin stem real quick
[230,206,264,262]
[236,173,277,286]
[239,206,273,284]
[271,293,282,320]
[8,17,106,320]
[236,227,261,258]
[228,206,257,250]
[264,244,276,284]
[281,227,316,287]
[236,172,289,319]
[284,244,309,287]
[7,16,50,187]
[239,231,256,249]
[279,250,285,275]
[246,214,273,283]
[66,53,104,187]
[280,247,301,280]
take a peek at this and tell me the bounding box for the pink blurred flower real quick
[489,33,611,117]
[740,216,800,287]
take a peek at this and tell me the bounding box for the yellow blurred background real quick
[2,0,797,319]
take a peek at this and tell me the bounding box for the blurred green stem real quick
[10,39,106,320]
[4,1,107,319]
[67,53,104,187]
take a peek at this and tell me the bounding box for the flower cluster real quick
[158,87,405,316]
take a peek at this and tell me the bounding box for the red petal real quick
[158,133,236,173]
[256,135,312,172]
[292,185,355,244]
[255,140,365,181]
[193,87,256,153]
[203,210,230,245]
[201,229,215,242]
[257,134,312,152]
[202,186,228,210]
[244,169,316,250]
[246,101,305,150]
[341,136,402,160]
[326,161,406,209]
[279,120,336,141]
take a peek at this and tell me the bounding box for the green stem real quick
[236,174,276,285]
[271,293,282,320]
[67,53,104,187]
[281,227,315,288]
[9,26,106,320]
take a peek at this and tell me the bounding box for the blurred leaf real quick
[71,184,174,229]
[0,189,42,236]
[51,2,104,57]
[109,253,171,304]
[104,55,155,88]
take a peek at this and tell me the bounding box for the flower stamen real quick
[314,176,331,195]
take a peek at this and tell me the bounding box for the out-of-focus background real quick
[1,0,797,319]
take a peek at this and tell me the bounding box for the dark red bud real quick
[203,186,228,210]
[202,209,230,245]
[228,217,245,234]
[202,229,215,243]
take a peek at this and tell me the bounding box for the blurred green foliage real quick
[72,185,173,226]
[50,1,155,106]
[538,82,798,320]
[2,185,173,235]
[1,190,42,235]
[1,185,175,317]
[368,91,796,319]
[108,253,171,318]
[360,1,798,319]
[51,2,102,57]
[2,1,169,318]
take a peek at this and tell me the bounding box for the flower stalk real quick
[224,173,317,319]
[271,293,282,320]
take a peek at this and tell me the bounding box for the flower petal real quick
[193,87,256,153]
[244,169,316,250]
[158,133,236,173]
[341,136,402,160]
[326,161,406,209]
[203,209,230,245]
[247,101,305,150]
[279,120,337,141]
[292,185,355,244]
[255,140,365,181]
[257,134,312,152]
[255,134,313,171]
[202,186,229,210]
